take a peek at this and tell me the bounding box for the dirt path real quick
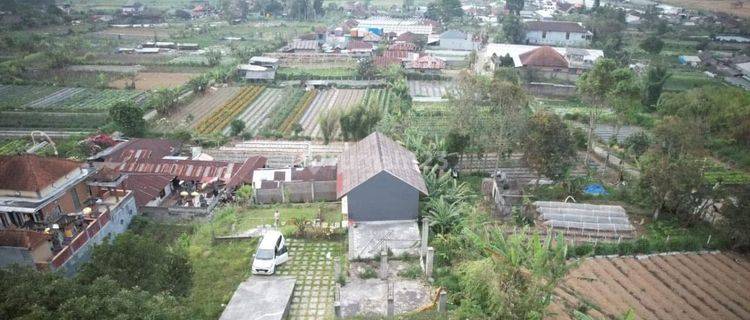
[110,72,197,90]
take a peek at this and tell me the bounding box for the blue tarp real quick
[583,184,608,196]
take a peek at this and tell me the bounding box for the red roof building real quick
[519,46,569,68]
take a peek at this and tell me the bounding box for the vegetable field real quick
[404,102,451,138]
[196,86,264,134]
[279,90,318,135]
[298,89,366,138]
[0,139,28,155]
[550,252,750,320]
[0,85,144,111]
[225,88,285,134]
[0,112,109,130]
[170,87,242,128]
[362,88,393,112]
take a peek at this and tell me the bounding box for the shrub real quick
[359,266,377,279]
[397,264,423,279]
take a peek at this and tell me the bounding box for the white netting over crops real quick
[534,201,635,234]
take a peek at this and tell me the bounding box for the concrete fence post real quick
[386,282,395,317]
[334,283,342,318]
[421,217,430,259]
[334,257,341,280]
[380,249,388,280]
[426,247,434,280]
[438,290,447,314]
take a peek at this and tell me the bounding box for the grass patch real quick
[664,71,725,91]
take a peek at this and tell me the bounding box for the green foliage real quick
[424,0,464,22]
[109,100,145,137]
[586,7,626,60]
[641,61,671,110]
[0,266,185,319]
[356,57,377,78]
[78,233,193,297]
[457,229,571,319]
[506,0,525,15]
[318,109,339,144]
[425,196,466,235]
[639,34,664,55]
[234,185,254,204]
[502,15,525,44]
[204,49,223,66]
[229,119,246,136]
[522,111,577,182]
[623,131,651,160]
[339,103,382,141]
[718,186,750,251]
[359,266,377,279]
[151,87,180,115]
[397,263,423,279]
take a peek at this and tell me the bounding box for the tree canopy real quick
[109,100,146,137]
[522,111,577,182]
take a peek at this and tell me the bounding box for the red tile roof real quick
[348,40,373,50]
[519,46,569,68]
[117,156,266,188]
[104,138,181,163]
[0,155,82,192]
[388,42,418,52]
[374,50,410,67]
[406,55,446,70]
[395,32,423,44]
[123,174,172,207]
[226,156,267,189]
[292,165,337,181]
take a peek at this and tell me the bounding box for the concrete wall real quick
[524,82,577,98]
[0,247,34,268]
[438,38,478,51]
[254,181,337,204]
[525,31,589,47]
[346,172,419,221]
[54,194,137,277]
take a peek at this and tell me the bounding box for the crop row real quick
[0,111,109,129]
[0,140,28,156]
[364,89,392,112]
[280,90,318,134]
[0,85,143,112]
[265,88,305,131]
[196,86,264,134]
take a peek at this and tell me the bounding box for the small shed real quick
[237,64,275,81]
[337,132,427,222]
[679,55,701,67]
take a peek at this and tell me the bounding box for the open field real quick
[109,72,198,90]
[229,88,285,134]
[298,89,367,138]
[549,252,750,320]
[664,71,726,91]
[165,87,242,128]
[404,102,452,138]
[662,0,750,18]
[408,80,455,99]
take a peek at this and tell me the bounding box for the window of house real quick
[566,32,570,40]
[542,31,547,38]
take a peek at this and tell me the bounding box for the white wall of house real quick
[438,38,478,51]
[525,31,590,47]
[252,168,292,189]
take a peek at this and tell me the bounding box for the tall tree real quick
[339,103,382,141]
[641,60,670,110]
[506,0,524,15]
[449,71,530,171]
[522,111,577,182]
[318,109,339,144]
[576,58,633,163]
[586,7,627,60]
[502,14,525,44]
[109,100,145,137]
[639,34,664,55]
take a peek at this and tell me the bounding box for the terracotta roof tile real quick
[519,46,569,68]
[0,155,82,192]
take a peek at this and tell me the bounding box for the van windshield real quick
[256,249,274,260]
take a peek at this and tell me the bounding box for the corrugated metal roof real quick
[337,132,427,198]
[525,20,588,33]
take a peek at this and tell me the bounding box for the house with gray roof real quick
[524,21,592,47]
[337,132,427,222]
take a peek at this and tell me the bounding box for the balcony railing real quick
[49,191,131,270]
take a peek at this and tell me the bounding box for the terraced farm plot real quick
[0,85,144,111]
[279,90,318,135]
[170,87,242,128]
[404,102,452,138]
[549,252,750,320]
[0,85,65,110]
[0,111,109,130]
[225,88,285,134]
[196,86,265,134]
[297,89,366,138]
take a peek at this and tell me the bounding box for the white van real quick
[251,230,289,275]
